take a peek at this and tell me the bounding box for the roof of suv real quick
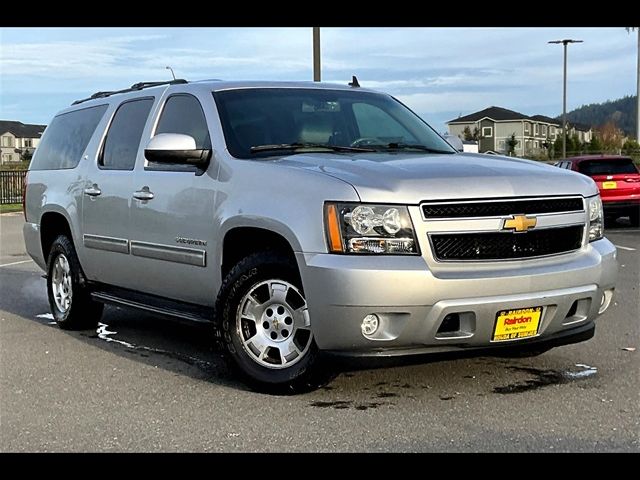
[68,79,377,109]
[201,80,372,92]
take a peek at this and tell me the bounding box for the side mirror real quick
[144,133,211,166]
[443,134,464,153]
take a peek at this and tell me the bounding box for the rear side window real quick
[578,159,638,175]
[100,98,154,170]
[30,104,107,170]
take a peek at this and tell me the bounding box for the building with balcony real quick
[447,107,591,157]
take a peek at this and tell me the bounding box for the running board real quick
[89,283,214,324]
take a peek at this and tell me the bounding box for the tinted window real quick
[30,105,107,170]
[578,159,638,175]
[101,98,153,170]
[155,94,210,149]
[213,88,454,159]
[352,103,415,142]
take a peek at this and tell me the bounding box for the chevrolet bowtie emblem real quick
[503,215,537,232]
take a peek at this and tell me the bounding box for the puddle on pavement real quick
[310,400,353,409]
[376,392,398,398]
[309,399,392,411]
[35,313,216,372]
[36,313,56,325]
[36,313,599,399]
[493,364,597,394]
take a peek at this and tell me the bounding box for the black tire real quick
[629,207,640,227]
[46,235,103,330]
[214,250,332,394]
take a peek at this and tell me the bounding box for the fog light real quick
[361,314,380,336]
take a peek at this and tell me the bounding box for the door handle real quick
[84,184,102,196]
[133,187,154,201]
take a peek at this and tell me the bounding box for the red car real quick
[556,155,640,226]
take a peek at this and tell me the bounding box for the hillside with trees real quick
[562,95,637,138]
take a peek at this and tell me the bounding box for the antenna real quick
[348,75,360,88]
[166,66,176,80]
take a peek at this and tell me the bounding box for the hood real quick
[276,152,598,203]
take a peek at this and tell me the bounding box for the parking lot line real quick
[0,259,33,268]
[614,244,636,251]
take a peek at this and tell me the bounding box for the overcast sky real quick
[0,27,636,132]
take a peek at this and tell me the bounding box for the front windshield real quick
[213,88,455,159]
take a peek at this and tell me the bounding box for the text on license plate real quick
[492,306,543,342]
[602,181,617,189]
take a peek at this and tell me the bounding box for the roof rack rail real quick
[72,79,188,105]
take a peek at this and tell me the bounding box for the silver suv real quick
[23,79,618,392]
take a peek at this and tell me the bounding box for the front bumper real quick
[297,238,617,354]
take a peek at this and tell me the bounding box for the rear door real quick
[577,158,640,202]
[81,96,156,289]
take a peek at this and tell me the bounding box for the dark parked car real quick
[555,155,640,226]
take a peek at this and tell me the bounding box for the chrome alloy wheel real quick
[51,253,73,313]
[236,280,313,369]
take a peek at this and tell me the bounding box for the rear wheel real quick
[215,251,330,393]
[46,235,103,330]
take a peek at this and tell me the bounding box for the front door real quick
[128,93,217,305]
[81,97,155,289]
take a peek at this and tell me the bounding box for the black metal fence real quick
[0,170,28,205]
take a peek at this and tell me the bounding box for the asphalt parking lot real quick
[0,212,638,452]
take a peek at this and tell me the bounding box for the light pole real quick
[165,66,176,81]
[313,27,321,82]
[549,39,583,159]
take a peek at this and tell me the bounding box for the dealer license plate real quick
[492,307,543,342]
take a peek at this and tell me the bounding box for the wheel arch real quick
[221,223,300,280]
[40,209,75,261]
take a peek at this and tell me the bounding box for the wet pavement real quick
[1,212,638,452]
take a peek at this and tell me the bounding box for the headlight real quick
[587,195,603,242]
[325,202,418,254]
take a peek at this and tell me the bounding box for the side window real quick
[352,103,416,143]
[154,94,210,149]
[30,105,108,171]
[100,98,154,170]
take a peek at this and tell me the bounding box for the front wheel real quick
[215,251,329,393]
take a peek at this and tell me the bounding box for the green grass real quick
[0,203,22,214]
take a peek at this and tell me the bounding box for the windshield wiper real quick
[384,142,454,154]
[249,143,375,154]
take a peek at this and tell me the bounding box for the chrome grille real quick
[430,226,584,261]
[422,197,584,219]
